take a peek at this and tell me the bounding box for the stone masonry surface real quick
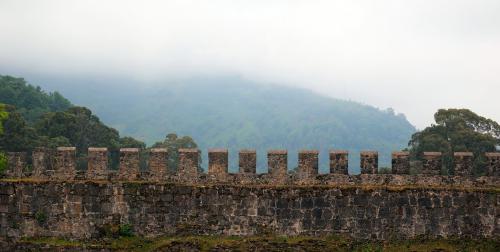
[0,176,498,241]
[1,147,499,242]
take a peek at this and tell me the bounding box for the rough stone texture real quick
[32,148,51,179]
[0,177,497,241]
[86,148,108,180]
[454,152,474,176]
[422,152,442,175]
[268,150,287,177]
[329,150,348,175]
[118,148,140,180]
[148,148,168,181]
[178,149,199,178]
[298,150,319,178]
[5,152,26,178]
[54,147,76,180]
[392,152,410,175]
[485,153,500,177]
[239,150,256,174]
[360,151,378,174]
[208,149,228,178]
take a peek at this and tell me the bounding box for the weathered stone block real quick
[268,150,287,177]
[485,152,500,177]
[118,148,140,180]
[32,147,50,179]
[208,149,228,177]
[178,149,199,177]
[54,147,77,180]
[392,152,410,174]
[6,152,26,178]
[87,147,108,180]
[239,149,256,174]
[148,148,168,181]
[422,152,442,175]
[360,151,378,174]
[298,150,319,177]
[453,152,473,176]
[329,150,348,174]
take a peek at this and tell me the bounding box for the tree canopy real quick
[408,109,500,175]
[0,75,72,123]
[151,133,200,172]
[0,104,8,174]
[0,76,147,155]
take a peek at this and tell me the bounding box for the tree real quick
[151,133,201,172]
[0,103,8,134]
[408,109,499,175]
[0,104,8,174]
[34,107,145,170]
[119,137,146,149]
[0,75,72,123]
[35,107,123,153]
[0,105,38,152]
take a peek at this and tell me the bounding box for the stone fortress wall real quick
[4,147,500,180]
[0,147,499,241]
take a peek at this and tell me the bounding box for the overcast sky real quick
[0,0,499,129]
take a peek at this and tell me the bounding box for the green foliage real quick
[35,106,124,153]
[0,152,7,175]
[0,77,146,160]
[408,109,500,175]
[0,103,8,135]
[0,75,72,123]
[41,76,415,173]
[119,136,146,149]
[0,105,38,152]
[101,223,135,238]
[119,224,134,237]
[151,133,201,172]
[34,211,47,225]
[378,167,392,174]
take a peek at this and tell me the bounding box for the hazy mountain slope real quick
[34,75,416,173]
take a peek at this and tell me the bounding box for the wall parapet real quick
[2,147,500,182]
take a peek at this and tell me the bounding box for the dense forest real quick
[0,75,198,172]
[2,75,499,175]
[32,75,416,173]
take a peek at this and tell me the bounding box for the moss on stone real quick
[17,235,500,252]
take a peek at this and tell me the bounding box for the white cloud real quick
[0,0,499,128]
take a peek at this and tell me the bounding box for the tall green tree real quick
[151,133,201,172]
[0,105,38,152]
[0,104,8,174]
[35,107,124,153]
[408,109,500,175]
[0,75,72,123]
[0,103,8,134]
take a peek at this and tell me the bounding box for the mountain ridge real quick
[29,75,416,173]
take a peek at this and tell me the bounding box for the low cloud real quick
[0,0,499,128]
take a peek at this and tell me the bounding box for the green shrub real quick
[0,152,7,175]
[378,167,392,174]
[119,224,133,237]
[35,211,47,224]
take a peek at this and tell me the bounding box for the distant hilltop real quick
[34,75,416,173]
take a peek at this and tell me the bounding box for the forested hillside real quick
[0,75,72,123]
[35,75,416,173]
[0,76,145,170]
